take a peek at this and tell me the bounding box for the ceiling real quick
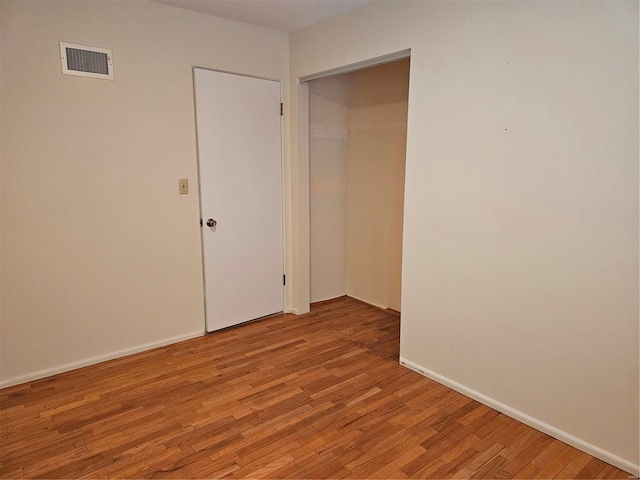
[152,0,370,33]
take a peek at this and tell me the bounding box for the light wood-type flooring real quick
[0,296,632,478]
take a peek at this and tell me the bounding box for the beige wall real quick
[290,1,639,473]
[347,60,408,311]
[0,0,289,386]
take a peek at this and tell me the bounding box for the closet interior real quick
[309,58,410,311]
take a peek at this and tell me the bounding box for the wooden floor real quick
[0,297,631,479]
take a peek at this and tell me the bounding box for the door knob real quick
[206,218,217,227]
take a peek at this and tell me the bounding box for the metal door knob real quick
[206,218,217,227]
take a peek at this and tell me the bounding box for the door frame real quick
[291,49,411,315]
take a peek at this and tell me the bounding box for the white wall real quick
[290,1,638,473]
[309,76,349,303]
[0,0,289,387]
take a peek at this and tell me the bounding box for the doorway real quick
[308,58,410,311]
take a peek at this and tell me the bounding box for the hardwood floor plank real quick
[577,457,630,479]
[531,440,572,470]
[555,451,598,479]
[496,434,555,477]
[368,444,427,479]
[595,464,633,479]
[514,461,542,479]
[445,443,505,478]
[469,454,510,479]
[0,296,632,479]
[533,445,580,479]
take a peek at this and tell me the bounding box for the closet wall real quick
[309,75,350,302]
[309,59,409,309]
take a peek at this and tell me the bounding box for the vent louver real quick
[59,42,114,80]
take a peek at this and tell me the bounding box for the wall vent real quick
[59,42,113,80]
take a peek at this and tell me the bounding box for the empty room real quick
[1,0,638,478]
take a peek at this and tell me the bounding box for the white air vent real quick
[59,42,113,80]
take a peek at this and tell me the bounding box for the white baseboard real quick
[310,293,347,304]
[346,294,388,310]
[0,331,204,390]
[399,357,639,477]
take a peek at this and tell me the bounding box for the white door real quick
[194,68,284,332]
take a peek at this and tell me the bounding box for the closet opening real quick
[308,58,410,323]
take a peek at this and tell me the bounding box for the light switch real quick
[178,178,189,194]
